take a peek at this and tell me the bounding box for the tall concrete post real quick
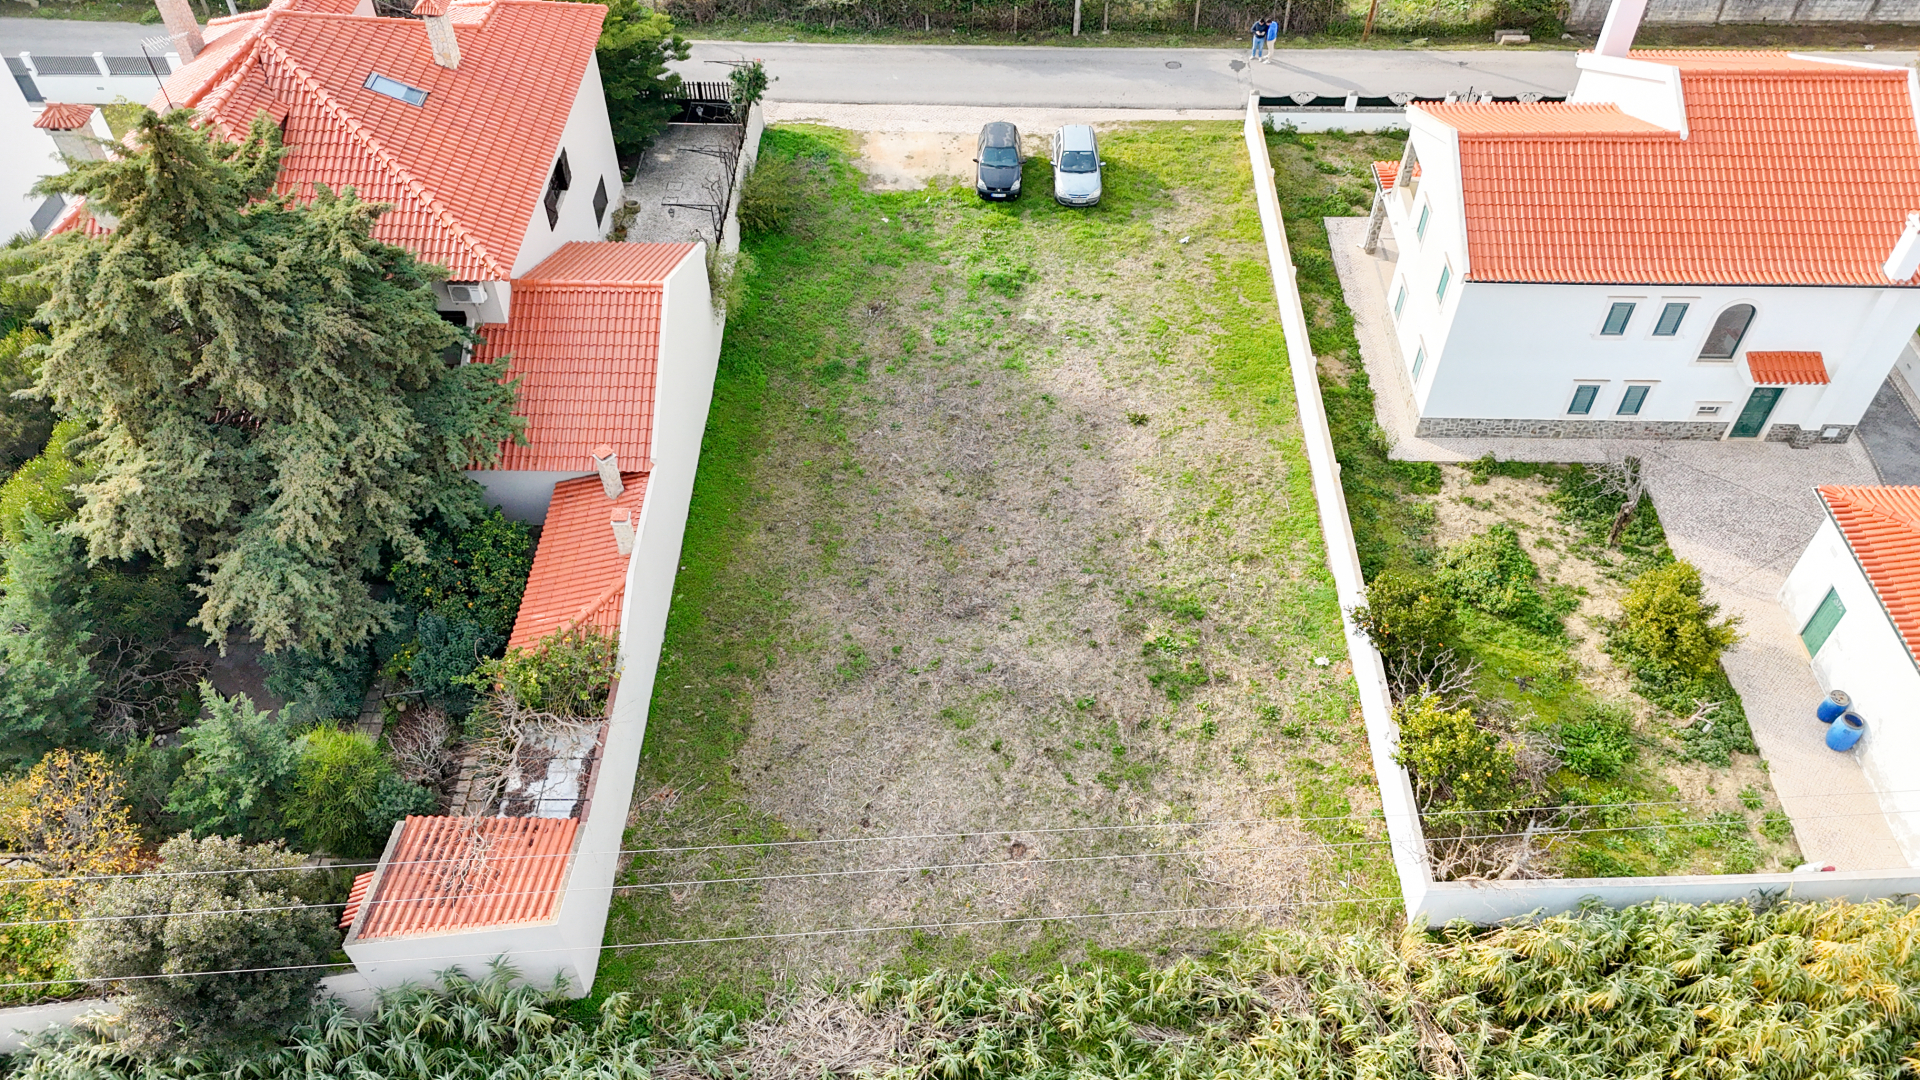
[153,0,203,61]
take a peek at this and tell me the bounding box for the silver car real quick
[1051,125,1103,207]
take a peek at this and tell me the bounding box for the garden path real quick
[1327,216,1912,873]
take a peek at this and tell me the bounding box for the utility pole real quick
[1102,0,1109,30]
[1362,0,1379,39]
[1192,0,1200,31]
[1073,0,1081,34]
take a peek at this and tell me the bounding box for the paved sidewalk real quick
[1857,376,1920,485]
[1328,216,1912,871]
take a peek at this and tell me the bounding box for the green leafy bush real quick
[71,834,337,1050]
[0,512,100,767]
[1558,701,1636,780]
[0,326,55,471]
[468,627,620,717]
[388,507,534,638]
[1436,523,1557,633]
[1351,568,1456,661]
[262,646,373,725]
[282,727,431,857]
[1394,693,1518,814]
[739,152,805,235]
[0,417,84,543]
[167,686,300,841]
[403,612,504,717]
[1614,561,1739,677]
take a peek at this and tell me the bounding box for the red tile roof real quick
[353,815,576,939]
[33,104,96,131]
[474,242,695,472]
[1748,350,1829,385]
[157,0,605,280]
[1818,485,1920,663]
[1372,159,1397,190]
[508,470,648,651]
[1412,51,1920,286]
[340,870,373,929]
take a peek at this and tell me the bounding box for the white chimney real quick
[1886,212,1920,281]
[1594,0,1647,59]
[610,510,635,555]
[153,0,203,60]
[591,444,623,499]
[413,0,460,69]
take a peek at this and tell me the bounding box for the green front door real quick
[1729,387,1784,438]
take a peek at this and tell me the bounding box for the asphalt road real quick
[679,41,1585,107]
[0,17,161,54]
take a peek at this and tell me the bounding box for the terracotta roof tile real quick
[473,242,694,471]
[1748,350,1829,385]
[1417,101,1670,135]
[157,0,605,280]
[412,0,449,14]
[1372,159,1397,189]
[354,815,576,939]
[1818,485,1920,664]
[1414,51,1920,286]
[508,471,649,651]
[34,104,96,131]
[339,870,373,929]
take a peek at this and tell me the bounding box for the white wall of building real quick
[546,245,722,993]
[1378,110,1470,405]
[467,468,586,525]
[1781,517,1920,865]
[507,55,622,279]
[1407,281,1920,432]
[1,84,72,239]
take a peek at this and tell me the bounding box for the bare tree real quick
[1594,455,1646,547]
[1384,643,1479,706]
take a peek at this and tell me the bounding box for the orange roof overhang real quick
[1747,350,1828,385]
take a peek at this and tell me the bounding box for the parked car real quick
[975,122,1023,201]
[1051,125,1103,207]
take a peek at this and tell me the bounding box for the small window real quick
[1600,301,1635,336]
[544,151,572,229]
[1696,403,1724,416]
[593,177,610,226]
[1436,263,1451,303]
[363,72,428,106]
[1569,384,1600,415]
[1415,203,1430,241]
[1653,302,1688,336]
[1412,345,1426,380]
[1800,587,1846,656]
[1394,283,1408,319]
[1618,384,1650,415]
[1699,303,1755,359]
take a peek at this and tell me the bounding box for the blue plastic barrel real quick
[1817,690,1852,724]
[1827,711,1866,752]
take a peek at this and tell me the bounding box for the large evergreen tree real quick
[25,109,523,656]
[597,0,691,162]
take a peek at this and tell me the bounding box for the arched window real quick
[1698,304,1755,360]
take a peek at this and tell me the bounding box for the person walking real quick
[1263,14,1279,60]
[1250,17,1268,59]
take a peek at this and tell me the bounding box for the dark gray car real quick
[975,122,1023,201]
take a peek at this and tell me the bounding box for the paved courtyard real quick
[623,124,747,248]
[1328,216,1914,873]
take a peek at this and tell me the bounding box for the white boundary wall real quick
[1243,94,1920,925]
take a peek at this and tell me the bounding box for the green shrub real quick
[1394,693,1518,814]
[167,686,300,841]
[468,626,620,717]
[262,646,373,724]
[1613,561,1739,677]
[282,726,430,857]
[0,511,101,767]
[1558,701,1636,780]
[404,612,504,717]
[0,326,55,471]
[1351,569,1456,661]
[0,417,85,543]
[1436,523,1557,633]
[71,834,337,1050]
[388,507,534,638]
[738,152,805,235]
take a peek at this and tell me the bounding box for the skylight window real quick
[364,72,429,106]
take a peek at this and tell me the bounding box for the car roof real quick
[981,122,1020,146]
[1057,125,1097,150]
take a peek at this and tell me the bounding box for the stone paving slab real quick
[623,124,744,248]
[1327,216,1912,871]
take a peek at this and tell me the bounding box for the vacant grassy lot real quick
[595,124,1393,1005]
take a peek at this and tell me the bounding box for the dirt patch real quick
[855,132,978,190]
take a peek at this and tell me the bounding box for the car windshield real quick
[1059,150,1098,173]
[981,145,1019,167]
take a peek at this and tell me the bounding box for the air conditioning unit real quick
[446,282,487,305]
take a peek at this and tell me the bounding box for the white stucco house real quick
[1781,486,1920,865]
[1363,0,1920,445]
